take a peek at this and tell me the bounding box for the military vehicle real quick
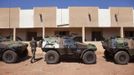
[102,37,134,64]
[39,36,97,64]
[0,36,28,63]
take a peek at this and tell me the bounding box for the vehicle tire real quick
[104,50,111,59]
[2,50,18,63]
[45,50,60,64]
[114,51,129,65]
[82,51,96,64]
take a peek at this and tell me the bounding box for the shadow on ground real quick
[34,57,43,63]
[0,56,32,64]
[130,56,134,63]
[43,55,82,64]
[19,56,31,62]
[103,56,134,64]
[61,56,82,63]
[103,56,113,62]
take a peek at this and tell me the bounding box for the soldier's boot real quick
[30,58,34,63]
[30,51,36,63]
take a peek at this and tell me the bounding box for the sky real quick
[0,0,134,9]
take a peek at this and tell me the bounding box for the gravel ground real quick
[0,47,134,75]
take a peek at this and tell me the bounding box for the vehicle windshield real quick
[44,37,59,44]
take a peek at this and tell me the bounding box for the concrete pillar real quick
[13,28,16,41]
[42,26,45,39]
[120,27,124,38]
[82,26,85,43]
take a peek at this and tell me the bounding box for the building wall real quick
[133,10,134,26]
[10,8,20,28]
[69,7,98,27]
[0,29,13,37]
[16,28,42,41]
[19,9,34,28]
[118,7,133,27]
[102,28,120,38]
[45,28,82,37]
[56,8,69,27]
[98,9,111,27]
[85,28,120,41]
[0,7,134,28]
[0,8,9,28]
[34,7,56,27]
[0,8,19,28]
[34,7,44,27]
[85,28,92,41]
[0,7,134,41]
[110,7,133,27]
[16,29,27,40]
[124,28,134,31]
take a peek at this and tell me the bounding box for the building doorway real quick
[27,32,37,41]
[91,31,103,41]
[125,31,134,38]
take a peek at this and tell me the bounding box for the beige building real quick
[0,7,134,42]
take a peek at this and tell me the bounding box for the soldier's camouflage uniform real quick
[30,38,37,63]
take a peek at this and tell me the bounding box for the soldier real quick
[30,37,37,63]
[111,36,116,49]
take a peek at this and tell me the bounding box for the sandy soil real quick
[0,46,134,75]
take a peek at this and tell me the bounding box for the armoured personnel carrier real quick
[40,36,97,64]
[0,36,28,63]
[102,37,134,64]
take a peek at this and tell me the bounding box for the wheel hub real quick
[48,54,55,61]
[87,54,93,61]
[6,54,13,61]
[119,55,126,62]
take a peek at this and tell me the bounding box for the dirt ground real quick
[0,45,134,75]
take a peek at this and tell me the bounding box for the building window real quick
[88,14,91,22]
[114,14,118,22]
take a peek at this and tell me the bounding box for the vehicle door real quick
[63,38,77,54]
